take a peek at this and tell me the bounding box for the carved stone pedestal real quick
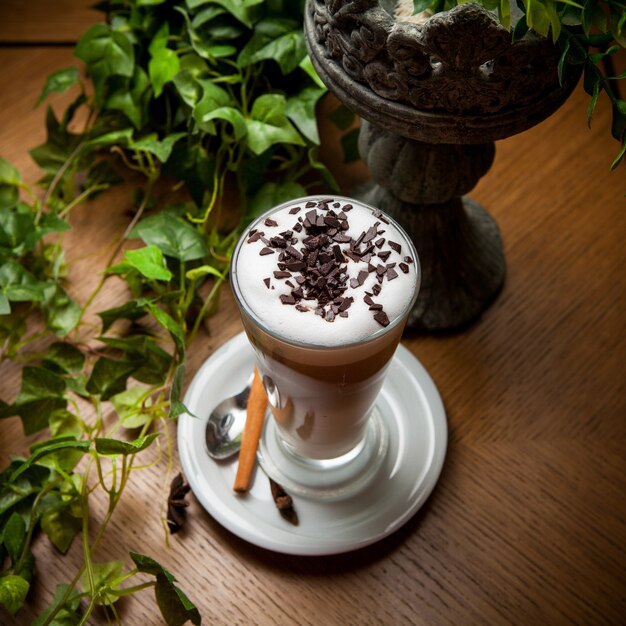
[304,0,582,330]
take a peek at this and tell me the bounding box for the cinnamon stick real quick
[233,368,267,493]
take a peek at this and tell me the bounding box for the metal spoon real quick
[205,374,253,460]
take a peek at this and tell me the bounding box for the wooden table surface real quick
[1,3,625,625]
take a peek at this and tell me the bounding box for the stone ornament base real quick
[357,185,505,331]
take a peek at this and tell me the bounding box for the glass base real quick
[257,407,389,501]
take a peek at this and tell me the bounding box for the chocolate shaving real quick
[288,206,301,214]
[259,247,274,256]
[280,294,296,305]
[404,256,414,264]
[399,262,409,274]
[386,268,399,281]
[377,250,391,261]
[389,240,402,253]
[374,311,390,327]
[263,277,271,289]
[265,218,278,227]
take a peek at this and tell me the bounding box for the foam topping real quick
[233,197,417,345]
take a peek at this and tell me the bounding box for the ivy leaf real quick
[80,560,125,606]
[94,432,159,455]
[129,213,208,261]
[0,574,29,616]
[147,304,186,358]
[42,284,81,337]
[185,265,224,281]
[245,94,305,155]
[97,297,152,333]
[75,24,135,104]
[86,357,137,400]
[130,551,201,626]
[99,335,172,385]
[149,48,181,98]
[238,18,306,74]
[10,437,90,482]
[35,67,80,108]
[41,505,82,554]
[111,387,152,429]
[195,106,247,140]
[106,67,152,129]
[43,342,85,374]
[130,133,186,163]
[0,366,67,435]
[187,0,264,28]
[3,511,26,563]
[0,158,22,211]
[0,260,47,305]
[169,363,191,418]
[114,245,174,281]
[286,86,326,144]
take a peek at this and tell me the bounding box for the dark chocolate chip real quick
[374,311,390,326]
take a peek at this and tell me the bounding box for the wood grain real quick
[0,37,625,626]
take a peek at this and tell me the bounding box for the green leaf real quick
[111,387,152,428]
[129,551,201,626]
[0,292,9,315]
[155,575,202,626]
[75,24,135,104]
[106,67,151,129]
[610,139,626,170]
[185,264,224,281]
[43,342,85,374]
[94,432,159,455]
[0,158,21,210]
[84,128,133,148]
[130,133,186,163]
[238,18,307,74]
[123,245,173,281]
[86,357,137,400]
[0,575,29,615]
[129,213,208,261]
[582,0,607,36]
[0,366,67,435]
[195,106,247,140]
[42,284,81,337]
[298,55,326,89]
[36,67,80,107]
[97,297,152,333]
[0,260,47,303]
[3,511,26,563]
[10,437,89,482]
[80,560,125,606]
[169,363,190,418]
[286,86,326,144]
[146,303,186,357]
[41,506,81,554]
[246,94,305,155]
[98,335,172,385]
[187,0,264,28]
[149,48,181,98]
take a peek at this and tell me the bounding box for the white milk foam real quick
[233,197,417,346]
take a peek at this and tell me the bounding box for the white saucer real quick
[177,332,447,556]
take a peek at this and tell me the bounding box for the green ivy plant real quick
[413,0,626,169]
[0,0,337,622]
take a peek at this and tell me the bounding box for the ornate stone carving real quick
[309,1,566,117]
[304,1,581,329]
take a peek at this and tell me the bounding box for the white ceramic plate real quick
[177,332,447,555]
